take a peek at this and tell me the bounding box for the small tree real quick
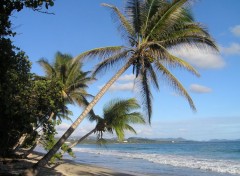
[64,98,145,151]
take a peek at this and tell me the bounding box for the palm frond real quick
[125,112,145,124]
[54,52,72,74]
[139,68,152,123]
[146,0,189,40]
[124,124,137,134]
[125,0,142,35]
[102,3,134,37]
[92,50,129,78]
[66,82,88,94]
[146,62,159,89]
[37,59,56,78]
[62,90,74,105]
[73,46,124,63]
[155,61,196,111]
[103,98,140,120]
[159,23,218,50]
[148,42,199,76]
[141,0,162,36]
[65,61,84,87]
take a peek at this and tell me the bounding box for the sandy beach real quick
[0,152,137,176]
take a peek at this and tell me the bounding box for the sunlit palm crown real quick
[74,0,218,122]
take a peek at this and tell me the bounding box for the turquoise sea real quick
[68,141,240,176]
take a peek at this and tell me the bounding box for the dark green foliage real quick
[0,0,54,14]
[0,38,32,156]
[0,0,57,157]
[0,38,65,156]
[30,78,65,123]
[0,56,65,156]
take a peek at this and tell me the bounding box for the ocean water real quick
[69,141,240,176]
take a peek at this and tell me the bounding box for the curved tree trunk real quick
[13,112,55,153]
[12,133,28,151]
[22,133,44,158]
[33,60,132,169]
[69,128,96,148]
[60,128,96,156]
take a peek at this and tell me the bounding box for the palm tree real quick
[38,52,93,109]
[37,51,97,137]
[62,98,145,152]
[34,0,218,168]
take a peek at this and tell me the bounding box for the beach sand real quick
[0,152,137,176]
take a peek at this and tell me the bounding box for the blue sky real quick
[11,0,240,141]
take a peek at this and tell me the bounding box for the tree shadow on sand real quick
[0,156,62,176]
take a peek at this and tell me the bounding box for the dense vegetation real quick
[0,0,61,157]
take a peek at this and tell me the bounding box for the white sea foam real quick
[73,147,240,175]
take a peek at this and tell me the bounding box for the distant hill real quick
[209,139,240,142]
[127,137,191,143]
[64,136,192,144]
[62,136,240,144]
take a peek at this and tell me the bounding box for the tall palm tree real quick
[34,0,218,168]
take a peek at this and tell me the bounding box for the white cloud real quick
[220,43,240,55]
[98,75,137,92]
[109,82,135,91]
[230,25,240,37]
[189,84,212,93]
[118,74,135,81]
[170,46,225,69]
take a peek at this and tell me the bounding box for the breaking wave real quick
[73,147,240,175]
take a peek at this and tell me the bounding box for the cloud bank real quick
[170,46,225,69]
[118,74,135,81]
[98,74,137,92]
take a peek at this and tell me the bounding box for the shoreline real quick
[0,151,138,176]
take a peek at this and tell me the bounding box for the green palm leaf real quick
[155,61,196,111]
[146,0,189,40]
[92,50,130,77]
[73,46,124,63]
[102,3,134,37]
[38,59,56,78]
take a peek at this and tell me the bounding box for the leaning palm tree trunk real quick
[33,60,132,169]
[14,112,55,153]
[60,128,96,156]
[22,134,44,158]
[12,133,28,151]
[69,128,96,149]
